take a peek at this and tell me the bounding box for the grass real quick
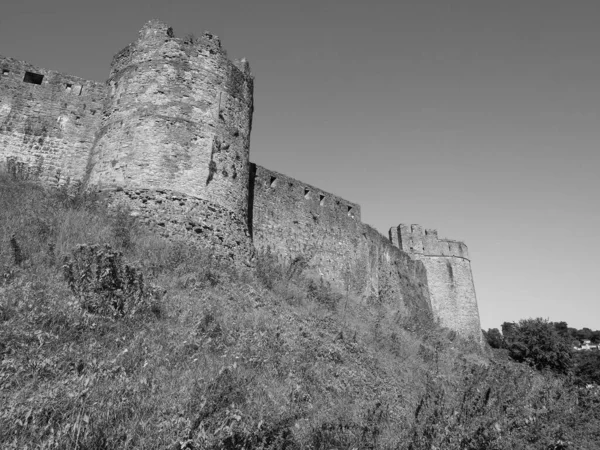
[0,172,599,449]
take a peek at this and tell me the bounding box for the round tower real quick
[392,224,483,342]
[87,19,254,223]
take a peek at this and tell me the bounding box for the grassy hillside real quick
[1,173,598,449]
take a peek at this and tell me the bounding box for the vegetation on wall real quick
[1,172,599,449]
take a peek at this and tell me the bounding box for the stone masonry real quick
[0,57,105,184]
[390,225,481,340]
[0,20,482,340]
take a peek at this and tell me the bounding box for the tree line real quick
[483,318,600,385]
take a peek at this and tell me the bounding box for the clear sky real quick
[1,0,598,330]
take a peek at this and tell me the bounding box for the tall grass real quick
[0,172,598,449]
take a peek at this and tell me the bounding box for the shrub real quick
[255,248,308,290]
[9,234,24,266]
[310,402,389,450]
[574,352,600,385]
[307,278,342,310]
[483,328,505,349]
[502,318,574,375]
[62,243,157,317]
[110,205,138,250]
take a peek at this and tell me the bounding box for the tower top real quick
[138,19,173,40]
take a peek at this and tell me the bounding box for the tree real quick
[553,321,569,338]
[501,322,516,337]
[576,328,594,343]
[574,352,600,385]
[502,318,573,375]
[483,328,505,349]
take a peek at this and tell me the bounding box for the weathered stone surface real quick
[0,20,483,340]
[0,56,106,183]
[390,224,483,341]
[104,188,254,264]
[87,20,253,224]
[251,165,432,322]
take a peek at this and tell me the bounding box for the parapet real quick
[389,224,469,260]
[253,165,361,222]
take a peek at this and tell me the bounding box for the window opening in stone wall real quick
[319,194,325,206]
[65,83,72,92]
[2,69,8,76]
[23,71,44,85]
[270,176,277,187]
[304,188,310,199]
[347,206,353,216]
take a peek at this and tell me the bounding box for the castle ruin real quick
[0,20,482,341]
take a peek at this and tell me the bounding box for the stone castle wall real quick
[390,224,482,341]
[83,20,255,262]
[0,20,483,339]
[0,56,106,183]
[251,164,432,322]
[87,20,254,221]
[101,188,255,264]
[250,164,362,288]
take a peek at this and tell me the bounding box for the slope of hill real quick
[1,173,598,449]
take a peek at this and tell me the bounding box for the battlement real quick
[252,165,361,223]
[110,20,252,80]
[389,224,469,260]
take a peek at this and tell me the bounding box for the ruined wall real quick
[251,165,432,322]
[86,20,253,219]
[250,164,362,284]
[103,188,254,264]
[85,20,254,260]
[0,56,106,183]
[391,224,482,341]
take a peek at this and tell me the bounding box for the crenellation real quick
[0,20,482,341]
[438,240,451,257]
[396,223,425,254]
[423,229,440,255]
[389,226,400,248]
[436,239,469,259]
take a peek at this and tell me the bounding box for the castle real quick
[0,20,483,341]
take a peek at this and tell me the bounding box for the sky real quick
[1,0,598,331]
